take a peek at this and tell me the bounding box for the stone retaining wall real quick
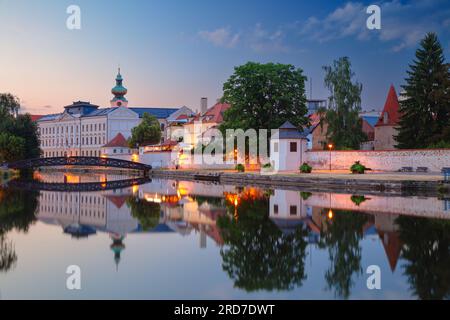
[305,149,450,172]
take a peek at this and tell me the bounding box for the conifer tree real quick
[395,33,450,149]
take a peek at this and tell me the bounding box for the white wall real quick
[270,139,307,171]
[140,152,174,169]
[305,149,450,172]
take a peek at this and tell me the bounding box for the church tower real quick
[110,68,128,107]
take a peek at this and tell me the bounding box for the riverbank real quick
[150,169,449,196]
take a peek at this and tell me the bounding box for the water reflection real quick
[0,174,449,299]
[0,188,39,273]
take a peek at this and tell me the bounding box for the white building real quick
[270,121,308,172]
[37,70,193,158]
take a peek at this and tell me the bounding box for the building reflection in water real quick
[30,176,450,299]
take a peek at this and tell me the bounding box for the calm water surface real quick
[0,172,449,300]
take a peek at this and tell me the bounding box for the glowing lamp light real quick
[328,144,334,150]
[328,209,334,220]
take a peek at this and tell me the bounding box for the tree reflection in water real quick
[217,193,308,292]
[396,216,450,300]
[318,210,369,299]
[127,198,161,231]
[0,187,39,273]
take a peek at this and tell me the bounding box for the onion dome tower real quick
[110,68,128,107]
[110,234,126,271]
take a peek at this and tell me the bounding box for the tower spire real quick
[110,68,128,107]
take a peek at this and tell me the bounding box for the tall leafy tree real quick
[0,133,26,162]
[0,93,41,161]
[220,62,309,133]
[129,113,162,147]
[0,93,20,118]
[395,32,450,148]
[322,57,366,150]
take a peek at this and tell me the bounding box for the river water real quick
[0,172,448,300]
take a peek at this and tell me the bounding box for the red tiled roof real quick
[103,133,129,148]
[202,102,231,123]
[375,85,401,127]
[176,114,188,120]
[30,115,44,122]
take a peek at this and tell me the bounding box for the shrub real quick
[235,164,245,172]
[300,192,312,200]
[351,195,367,206]
[262,163,272,169]
[350,161,367,174]
[299,163,312,173]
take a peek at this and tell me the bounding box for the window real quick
[290,206,297,216]
[274,142,279,153]
[290,142,297,152]
[274,205,279,215]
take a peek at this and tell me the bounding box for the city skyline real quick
[1,0,449,114]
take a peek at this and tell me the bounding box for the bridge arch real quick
[6,157,152,173]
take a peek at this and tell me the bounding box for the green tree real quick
[129,113,162,147]
[217,195,308,292]
[395,33,450,148]
[0,93,41,160]
[0,93,20,118]
[322,57,367,150]
[220,62,309,133]
[11,115,41,159]
[0,133,26,162]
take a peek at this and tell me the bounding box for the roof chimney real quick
[201,97,208,115]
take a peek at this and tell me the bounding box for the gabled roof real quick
[375,85,401,127]
[279,121,297,130]
[273,121,307,140]
[191,102,231,124]
[103,133,129,148]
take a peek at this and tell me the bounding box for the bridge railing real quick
[7,156,152,172]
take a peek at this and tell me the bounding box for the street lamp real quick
[328,144,333,171]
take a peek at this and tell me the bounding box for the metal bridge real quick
[6,157,152,174]
[8,177,151,192]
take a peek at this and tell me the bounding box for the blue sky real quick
[0,0,449,114]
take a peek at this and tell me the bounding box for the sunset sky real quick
[0,0,449,115]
